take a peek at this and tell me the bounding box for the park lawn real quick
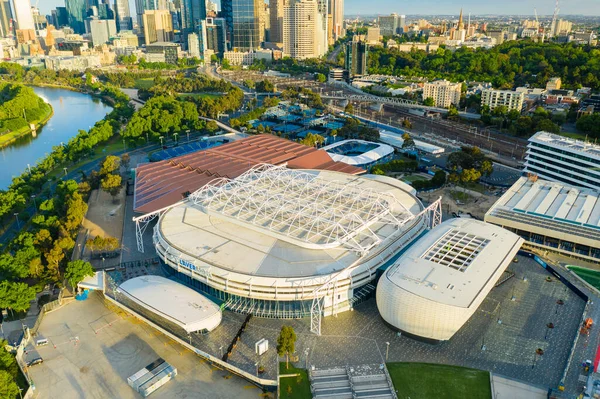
[568,266,600,290]
[402,174,429,183]
[279,362,311,399]
[387,363,492,399]
[0,105,54,148]
[134,78,155,90]
[177,92,220,99]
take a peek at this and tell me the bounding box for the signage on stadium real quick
[179,258,197,271]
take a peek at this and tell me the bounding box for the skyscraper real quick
[181,0,206,35]
[10,0,34,31]
[143,9,173,44]
[65,0,86,33]
[0,0,12,37]
[53,7,70,28]
[328,0,342,40]
[283,0,324,59]
[114,0,133,31]
[269,0,286,44]
[221,0,261,51]
[345,36,367,77]
[378,13,400,36]
[135,0,157,28]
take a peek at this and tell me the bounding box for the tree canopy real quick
[65,260,95,289]
[277,325,297,369]
[447,146,493,184]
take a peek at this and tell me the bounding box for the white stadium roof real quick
[189,164,415,253]
[157,166,424,280]
[117,276,222,333]
[322,139,395,166]
[383,218,523,308]
[377,218,523,341]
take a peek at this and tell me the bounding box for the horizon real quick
[40,0,600,18]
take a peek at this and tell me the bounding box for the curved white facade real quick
[153,165,428,317]
[377,218,523,342]
[118,276,222,333]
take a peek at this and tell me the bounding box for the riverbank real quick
[0,102,54,148]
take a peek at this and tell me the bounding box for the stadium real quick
[150,164,440,333]
[323,139,395,169]
[376,218,524,342]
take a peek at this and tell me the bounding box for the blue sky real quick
[41,0,600,17]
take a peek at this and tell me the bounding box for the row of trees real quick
[367,41,600,90]
[447,146,493,185]
[481,105,562,136]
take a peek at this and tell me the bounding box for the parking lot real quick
[25,292,262,399]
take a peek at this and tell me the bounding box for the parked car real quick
[27,358,43,367]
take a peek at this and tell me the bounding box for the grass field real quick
[0,105,54,148]
[279,363,311,399]
[387,363,492,399]
[134,78,155,90]
[402,174,429,183]
[568,266,600,290]
[177,92,220,99]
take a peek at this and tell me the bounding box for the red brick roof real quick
[134,134,364,214]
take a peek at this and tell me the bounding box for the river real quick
[0,87,113,189]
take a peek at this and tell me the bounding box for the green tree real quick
[0,281,36,313]
[100,155,121,176]
[65,260,95,289]
[256,80,275,93]
[300,133,325,147]
[206,120,219,133]
[423,97,435,106]
[315,73,327,83]
[344,103,354,114]
[101,174,122,200]
[277,325,297,369]
[0,370,19,399]
[536,119,560,134]
[401,133,415,149]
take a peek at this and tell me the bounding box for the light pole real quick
[102,257,105,269]
[63,167,68,176]
[27,164,31,175]
[14,213,20,229]
[385,342,390,362]
[159,136,164,147]
[304,347,310,369]
[255,362,259,376]
[219,345,223,358]
[31,195,36,213]
[186,130,190,143]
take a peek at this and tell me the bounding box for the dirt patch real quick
[419,185,501,220]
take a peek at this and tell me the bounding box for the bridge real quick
[321,93,481,119]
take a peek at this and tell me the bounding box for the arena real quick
[323,139,395,169]
[377,218,524,342]
[151,164,439,333]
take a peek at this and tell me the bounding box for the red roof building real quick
[134,134,365,214]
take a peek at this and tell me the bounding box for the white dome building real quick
[377,218,523,342]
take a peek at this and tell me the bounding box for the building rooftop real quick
[384,218,523,308]
[486,176,600,242]
[117,275,222,333]
[323,139,394,166]
[157,168,424,279]
[134,134,364,214]
[529,131,600,158]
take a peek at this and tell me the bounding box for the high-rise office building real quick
[188,31,200,57]
[328,0,342,40]
[345,36,367,77]
[222,0,261,50]
[378,13,405,36]
[269,0,286,44]
[89,18,117,46]
[53,7,70,28]
[283,0,324,59]
[199,17,227,56]
[65,0,86,33]
[136,0,158,28]
[10,0,35,31]
[0,0,12,37]
[257,0,269,43]
[114,0,133,31]
[143,9,173,44]
[181,0,206,35]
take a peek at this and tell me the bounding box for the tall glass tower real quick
[181,0,206,33]
[221,0,260,51]
[65,0,86,33]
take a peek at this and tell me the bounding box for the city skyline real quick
[39,0,600,17]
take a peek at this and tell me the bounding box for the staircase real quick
[310,368,353,399]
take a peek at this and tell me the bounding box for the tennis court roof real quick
[134,134,365,214]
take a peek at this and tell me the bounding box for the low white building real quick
[44,55,102,71]
[485,176,600,263]
[377,218,523,342]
